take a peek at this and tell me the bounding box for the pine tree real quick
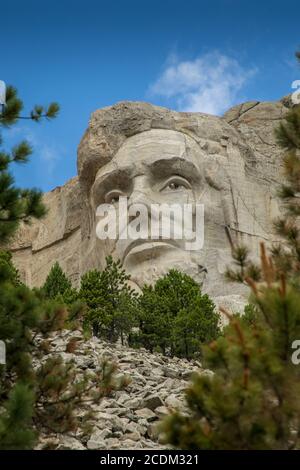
[133,284,172,353]
[43,262,72,298]
[172,294,220,359]
[136,270,220,357]
[225,245,261,283]
[0,86,58,242]
[162,50,300,450]
[42,261,78,306]
[0,86,60,449]
[0,249,21,285]
[0,384,36,450]
[271,52,300,282]
[80,256,138,343]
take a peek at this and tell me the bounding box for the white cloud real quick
[17,127,59,176]
[39,144,59,177]
[149,52,256,115]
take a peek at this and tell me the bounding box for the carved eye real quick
[161,176,191,192]
[168,181,183,190]
[105,190,124,204]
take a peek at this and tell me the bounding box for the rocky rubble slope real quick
[35,329,204,450]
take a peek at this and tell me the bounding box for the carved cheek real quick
[204,158,229,191]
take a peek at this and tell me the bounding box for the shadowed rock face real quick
[10,99,291,307]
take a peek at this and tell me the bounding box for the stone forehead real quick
[77,101,240,192]
[113,128,197,156]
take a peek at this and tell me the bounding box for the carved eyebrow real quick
[92,166,133,202]
[93,162,134,185]
[149,157,201,182]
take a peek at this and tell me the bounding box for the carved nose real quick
[128,189,146,206]
[128,211,140,223]
[127,191,148,224]
[127,176,153,225]
[127,185,152,227]
[128,175,150,204]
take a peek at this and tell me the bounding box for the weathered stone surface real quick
[135,408,157,420]
[87,428,109,450]
[11,98,291,307]
[147,422,165,443]
[11,177,82,287]
[165,393,184,410]
[155,406,169,418]
[142,394,164,411]
[57,436,86,450]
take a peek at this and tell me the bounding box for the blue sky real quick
[1,0,300,192]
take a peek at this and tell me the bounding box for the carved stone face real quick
[89,128,231,292]
[9,99,284,313]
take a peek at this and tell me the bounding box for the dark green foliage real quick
[135,270,220,357]
[0,86,59,126]
[270,51,300,280]
[80,256,138,343]
[240,303,259,326]
[42,262,78,305]
[133,284,172,353]
[275,105,300,151]
[0,86,59,243]
[172,297,220,358]
[0,170,46,243]
[0,85,61,449]
[0,277,73,448]
[0,85,23,126]
[0,268,69,448]
[0,384,35,450]
[0,250,21,285]
[225,244,261,283]
[43,262,72,298]
[81,262,219,358]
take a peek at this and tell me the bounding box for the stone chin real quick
[116,240,208,289]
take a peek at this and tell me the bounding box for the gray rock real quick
[163,367,179,379]
[180,369,196,381]
[165,394,183,409]
[125,422,146,436]
[151,367,164,376]
[142,394,164,411]
[87,428,109,450]
[124,397,142,410]
[135,408,157,420]
[121,432,140,442]
[155,406,169,418]
[57,436,86,450]
[121,439,143,449]
[147,422,162,441]
[105,438,122,449]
